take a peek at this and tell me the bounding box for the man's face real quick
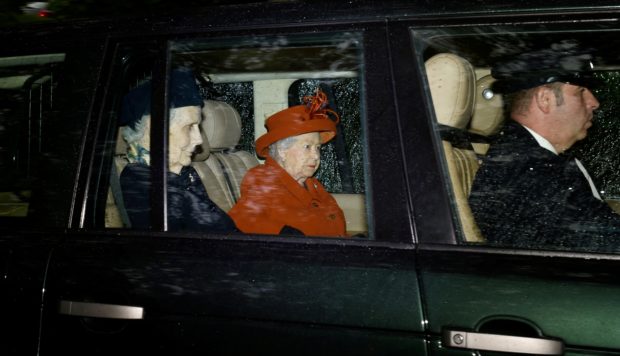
[169,106,203,174]
[550,83,599,151]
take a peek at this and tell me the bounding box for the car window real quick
[95,33,370,238]
[0,53,65,226]
[413,24,620,253]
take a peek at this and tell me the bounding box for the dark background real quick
[0,0,290,26]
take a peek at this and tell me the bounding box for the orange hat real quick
[255,90,340,158]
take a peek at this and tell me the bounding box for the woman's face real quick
[169,106,203,174]
[279,132,321,185]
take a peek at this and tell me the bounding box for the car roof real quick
[3,0,620,68]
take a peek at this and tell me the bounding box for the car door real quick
[39,20,429,355]
[0,30,105,355]
[391,9,620,356]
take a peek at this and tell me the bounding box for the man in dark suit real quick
[469,48,620,252]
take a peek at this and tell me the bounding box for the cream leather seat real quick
[104,130,131,228]
[426,53,484,242]
[192,100,259,212]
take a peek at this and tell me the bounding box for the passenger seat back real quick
[426,53,484,243]
[192,100,259,212]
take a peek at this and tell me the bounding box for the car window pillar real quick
[149,40,170,231]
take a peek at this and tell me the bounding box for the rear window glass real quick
[96,33,371,239]
[0,53,65,224]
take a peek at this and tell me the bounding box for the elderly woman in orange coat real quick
[228,90,347,237]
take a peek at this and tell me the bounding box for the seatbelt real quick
[438,124,482,150]
[109,161,132,228]
[213,153,239,202]
[319,83,354,193]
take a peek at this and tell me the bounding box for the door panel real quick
[36,17,427,355]
[0,232,56,356]
[419,247,620,354]
[388,12,620,355]
[40,234,425,355]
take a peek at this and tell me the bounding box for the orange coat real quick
[229,157,346,237]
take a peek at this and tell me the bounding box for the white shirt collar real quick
[521,124,558,155]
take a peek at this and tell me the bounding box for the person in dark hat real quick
[119,69,237,233]
[228,89,347,237]
[468,47,620,251]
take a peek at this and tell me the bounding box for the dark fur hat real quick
[120,69,202,129]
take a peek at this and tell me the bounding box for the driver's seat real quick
[426,53,484,243]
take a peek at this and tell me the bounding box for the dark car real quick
[2,1,620,355]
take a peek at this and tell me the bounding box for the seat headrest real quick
[201,100,242,150]
[470,74,504,137]
[425,53,475,129]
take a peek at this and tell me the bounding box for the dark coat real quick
[120,163,237,233]
[469,121,620,252]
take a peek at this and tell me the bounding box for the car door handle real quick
[59,300,144,320]
[443,329,564,355]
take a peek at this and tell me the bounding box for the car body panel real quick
[419,247,620,353]
[0,232,56,355]
[41,233,425,354]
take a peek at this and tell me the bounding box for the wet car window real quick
[414,25,620,253]
[0,53,65,225]
[100,33,370,238]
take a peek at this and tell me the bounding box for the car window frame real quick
[0,29,107,230]
[393,11,620,256]
[79,20,416,246]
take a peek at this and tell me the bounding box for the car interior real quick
[418,25,620,243]
[4,25,620,247]
[103,36,369,237]
[0,53,65,219]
